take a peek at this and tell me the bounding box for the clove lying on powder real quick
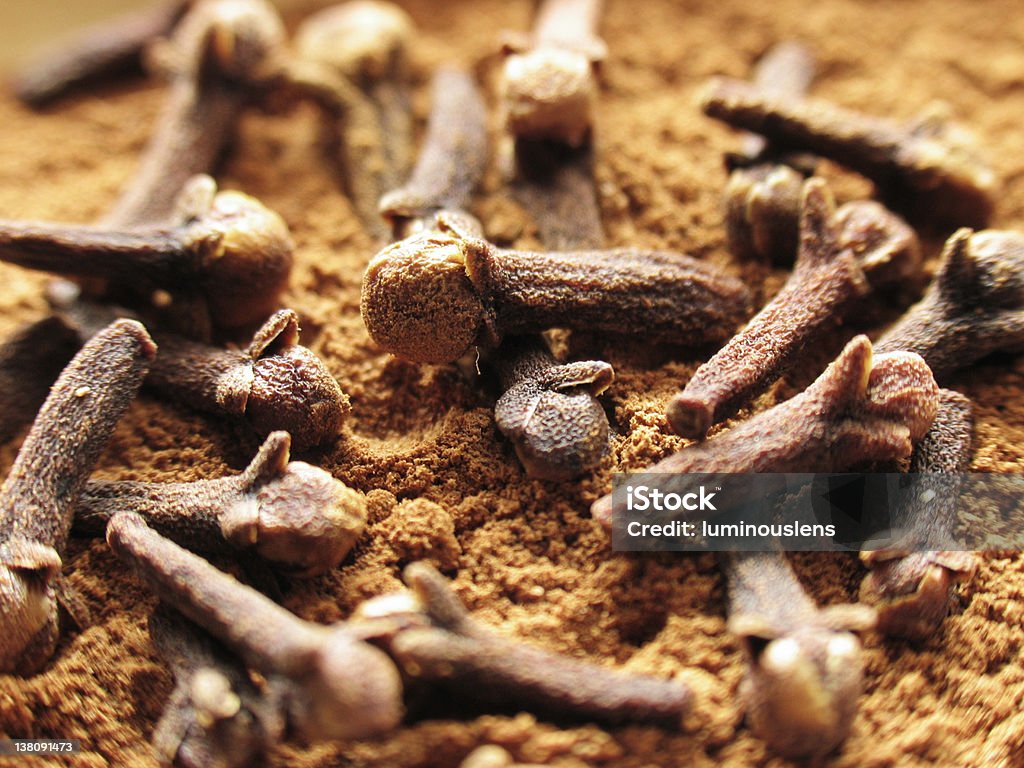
[0,320,155,675]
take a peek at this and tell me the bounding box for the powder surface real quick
[1,0,1023,766]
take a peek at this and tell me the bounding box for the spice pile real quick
[1,0,1023,766]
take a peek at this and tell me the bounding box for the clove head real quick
[502,47,597,146]
[734,621,869,759]
[288,627,404,741]
[178,185,293,331]
[219,432,367,577]
[361,228,486,363]
[0,539,62,675]
[293,0,413,81]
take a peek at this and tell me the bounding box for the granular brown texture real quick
[1,0,1023,765]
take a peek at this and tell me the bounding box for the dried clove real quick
[378,66,488,239]
[75,432,366,577]
[875,228,1024,381]
[361,214,751,364]
[149,604,284,768]
[500,0,607,146]
[107,512,404,741]
[0,316,80,443]
[593,335,939,525]
[723,40,818,263]
[102,0,286,229]
[292,1,415,239]
[370,562,693,726]
[0,319,155,674]
[60,300,347,451]
[723,550,876,759]
[666,179,920,439]
[860,389,978,640]
[494,336,613,481]
[701,76,997,226]
[11,1,191,108]
[0,175,293,336]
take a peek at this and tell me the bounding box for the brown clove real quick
[60,300,347,451]
[378,66,488,239]
[724,550,876,759]
[0,319,155,674]
[494,336,613,481]
[875,228,1024,381]
[107,512,404,741]
[701,76,996,227]
[366,562,693,726]
[723,40,818,263]
[361,214,751,364]
[75,432,365,578]
[667,179,920,440]
[0,175,293,336]
[594,335,939,525]
[859,389,978,640]
[500,0,607,146]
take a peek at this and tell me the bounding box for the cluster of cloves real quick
[1,0,1020,765]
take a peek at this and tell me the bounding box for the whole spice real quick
[60,300,348,451]
[875,228,1024,381]
[0,319,155,675]
[666,179,920,439]
[292,1,415,239]
[75,431,366,577]
[102,0,286,229]
[378,66,488,239]
[370,562,693,726]
[149,604,284,768]
[500,0,607,145]
[494,336,614,481]
[723,40,818,263]
[0,316,80,444]
[0,174,293,337]
[593,335,939,525]
[860,389,978,640]
[361,214,752,364]
[701,76,997,227]
[724,550,876,759]
[106,512,404,741]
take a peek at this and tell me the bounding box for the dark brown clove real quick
[291,1,415,239]
[594,335,939,525]
[103,0,287,229]
[0,316,80,443]
[10,1,191,108]
[378,66,488,239]
[0,319,155,674]
[149,604,284,768]
[61,301,347,451]
[875,228,1024,381]
[860,389,978,640]
[500,0,607,145]
[701,77,996,227]
[361,214,751,364]
[723,41,817,263]
[75,432,365,577]
[106,512,404,741]
[0,175,293,336]
[667,179,920,440]
[372,562,692,726]
[724,550,876,759]
[494,336,613,481]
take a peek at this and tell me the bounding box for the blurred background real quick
[0,0,150,68]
